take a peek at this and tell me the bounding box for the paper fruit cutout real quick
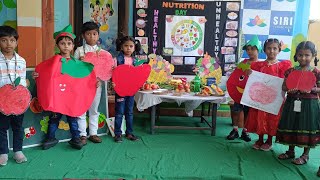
[58,121,70,131]
[286,70,316,91]
[29,97,43,114]
[84,50,114,81]
[226,62,251,103]
[24,126,36,139]
[35,55,97,117]
[112,64,151,96]
[106,117,126,137]
[249,82,277,104]
[86,113,106,128]
[0,77,31,115]
[147,54,174,83]
[98,113,106,128]
[40,116,49,133]
[196,53,222,84]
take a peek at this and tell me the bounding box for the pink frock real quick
[245,60,292,136]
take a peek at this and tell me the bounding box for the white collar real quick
[0,51,18,61]
[84,43,98,50]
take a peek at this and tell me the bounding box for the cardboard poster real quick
[240,70,284,115]
[133,0,241,75]
[165,15,205,56]
[83,0,118,55]
[106,117,126,137]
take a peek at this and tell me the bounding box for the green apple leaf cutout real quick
[14,76,20,87]
[237,62,251,71]
[135,59,147,66]
[61,57,94,78]
[3,0,16,8]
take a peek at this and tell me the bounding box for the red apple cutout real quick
[0,77,31,115]
[286,70,316,91]
[35,55,97,117]
[112,64,151,96]
[249,82,277,105]
[84,50,114,81]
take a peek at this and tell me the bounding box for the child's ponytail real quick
[314,57,319,66]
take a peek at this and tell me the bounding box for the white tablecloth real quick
[134,91,227,113]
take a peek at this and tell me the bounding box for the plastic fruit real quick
[143,83,151,90]
[151,84,159,90]
[177,83,184,90]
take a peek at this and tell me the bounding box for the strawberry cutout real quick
[0,77,31,115]
[286,70,316,91]
[112,64,151,96]
[226,62,251,103]
[84,50,114,81]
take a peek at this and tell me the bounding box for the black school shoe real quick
[125,134,139,141]
[42,138,59,150]
[227,129,239,140]
[68,138,83,150]
[114,135,123,143]
[240,131,251,142]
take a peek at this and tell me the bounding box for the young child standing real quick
[227,35,261,142]
[74,21,112,145]
[245,38,292,151]
[34,25,84,150]
[276,41,320,165]
[113,36,141,143]
[0,26,27,165]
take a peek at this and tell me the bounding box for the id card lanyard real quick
[4,53,17,85]
[293,66,312,112]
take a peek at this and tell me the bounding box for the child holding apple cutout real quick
[0,26,28,166]
[113,36,142,143]
[74,21,113,145]
[245,38,292,151]
[276,41,320,167]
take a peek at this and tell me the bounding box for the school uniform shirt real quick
[74,43,100,59]
[0,51,27,88]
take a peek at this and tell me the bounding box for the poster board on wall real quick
[0,0,17,27]
[241,0,297,61]
[133,0,241,75]
[83,0,119,56]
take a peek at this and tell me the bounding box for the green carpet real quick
[0,115,319,180]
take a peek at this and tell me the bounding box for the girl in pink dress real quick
[245,38,292,151]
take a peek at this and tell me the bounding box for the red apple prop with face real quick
[35,55,97,117]
[112,64,151,96]
[226,63,250,103]
[0,78,31,115]
[286,70,316,91]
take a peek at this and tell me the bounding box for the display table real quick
[134,91,227,135]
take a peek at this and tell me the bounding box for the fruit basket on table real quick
[195,84,225,97]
